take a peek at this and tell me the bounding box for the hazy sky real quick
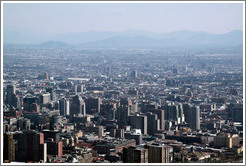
[3,3,244,34]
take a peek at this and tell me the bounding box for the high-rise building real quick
[105,65,112,76]
[123,146,148,163]
[140,102,157,113]
[3,133,15,162]
[6,85,15,105]
[130,70,137,78]
[172,68,178,74]
[214,134,240,149]
[46,87,56,101]
[120,98,133,113]
[59,98,70,116]
[45,72,49,81]
[132,100,138,114]
[100,102,116,118]
[45,138,63,158]
[23,97,40,112]
[183,103,191,123]
[163,103,184,124]
[40,93,50,105]
[17,118,31,130]
[116,129,125,139]
[70,95,86,116]
[145,143,170,163]
[110,129,116,137]
[43,130,60,142]
[152,109,165,130]
[129,114,147,135]
[146,112,160,135]
[85,97,101,114]
[232,104,243,123]
[120,98,132,107]
[15,130,47,162]
[77,84,84,93]
[6,85,20,108]
[50,115,63,130]
[116,106,130,128]
[190,106,200,130]
[184,104,200,130]
[177,103,185,123]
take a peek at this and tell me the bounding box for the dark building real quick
[163,103,181,121]
[140,102,157,113]
[15,130,47,162]
[110,129,116,137]
[77,84,84,93]
[50,115,63,130]
[46,87,56,101]
[6,85,20,108]
[43,130,60,142]
[116,106,130,128]
[165,135,202,144]
[23,97,40,112]
[129,114,147,135]
[172,68,178,74]
[120,98,132,107]
[152,109,165,130]
[128,88,138,96]
[232,104,243,123]
[130,70,137,78]
[183,103,191,122]
[146,112,160,135]
[183,104,200,130]
[145,143,170,163]
[95,139,136,154]
[120,98,133,113]
[123,146,148,163]
[45,138,63,158]
[189,106,200,130]
[85,97,101,114]
[23,112,44,126]
[3,133,15,162]
[59,98,70,116]
[6,85,15,104]
[105,65,112,76]
[70,95,86,116]
[116,129,125,139]
[100,102,116,118]
[17,118,31,130]
[45,72,49,80]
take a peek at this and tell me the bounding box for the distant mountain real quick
[4,29,243,51]
[81,36,159,48]
[80,30,243,49]
[39,40,72,48]
[53,29,159,44]
[4,29,158,45]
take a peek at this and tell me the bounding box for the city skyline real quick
[1,1,244,164]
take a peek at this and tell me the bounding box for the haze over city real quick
[3,3,243,44]
[2,2,244,164]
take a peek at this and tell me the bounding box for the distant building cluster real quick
[3,48,243,163]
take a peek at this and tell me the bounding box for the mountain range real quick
[3,29,243,51]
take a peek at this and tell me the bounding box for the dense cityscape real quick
[2,46,243,163]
